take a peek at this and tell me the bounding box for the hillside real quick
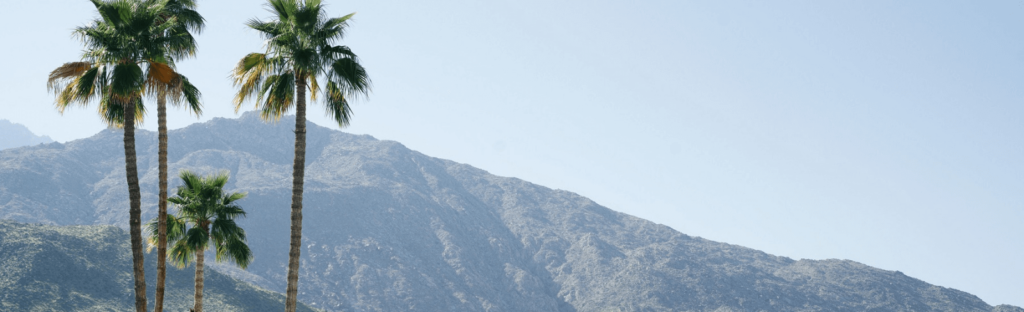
[0,119,52,151]
[0,219,318,311]
[0,112,1019,312]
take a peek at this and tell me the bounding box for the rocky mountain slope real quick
[0,219,318,311]
[0,112,1019,312]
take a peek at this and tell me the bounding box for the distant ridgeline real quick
[0,220,318,311]
[0,120,53,150]
[0,112,1020,312]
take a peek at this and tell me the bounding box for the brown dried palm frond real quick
[47,62,92,90]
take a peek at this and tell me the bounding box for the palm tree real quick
[147,2,205,311]
[231,1,370,310]
[47,1,196,311]
[147,170,253,312]
[149,70,201,312]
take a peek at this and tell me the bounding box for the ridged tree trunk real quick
[284,77,308,312]
[155,93,169,312]
[194,246,205,312]
[123,97,147,312]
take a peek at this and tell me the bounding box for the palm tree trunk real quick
[123,96,147,312]
[194,247,205,312]
[284,77,308,312]
[155,93,169,312]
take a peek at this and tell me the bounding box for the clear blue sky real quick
[2,0,1022,306]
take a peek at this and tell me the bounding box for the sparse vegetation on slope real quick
[0,220,319,312]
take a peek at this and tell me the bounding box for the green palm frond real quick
[48,60,152,128]
[99,95,146,128]
[254,72,296,121]
[223,192,247,205]
[177,170,202,192]
[246,19,283,40]
[111,63,144,100]
[146,213,187,251]
[211,218,242,241]
[232,53,275,111]
[328,56,370,95]
[173,75,203,115]
[159,0,205,34]
[216,205,246,221]
[319,45,356,60]
[208,172,230,189]
[48,63,101,113]
[168,235,198,268]
[234,0,370,126]
[184,227,210,251]
[158,25,198,59]
[317,13,354,44]
[323,81,351,127]
[156,170,253,270]
[219,237,253,269]
[267,0,298,22]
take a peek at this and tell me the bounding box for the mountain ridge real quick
[0,119,53,151]
[0,111,1019,312]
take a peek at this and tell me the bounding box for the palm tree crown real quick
[47,0,202,127]
[147,0,204,112]
[232,0,370,125]
[155,171,253,269]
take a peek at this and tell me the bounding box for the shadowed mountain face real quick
[0,112,1019,312]
[0,220,318,312]
[0,120,53,151]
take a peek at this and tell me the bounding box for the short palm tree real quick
[231,1,370,310]
[47,1,194,310]
[147,170,253,312]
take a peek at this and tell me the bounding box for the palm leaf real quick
[160,170,252,270]
[99,95,146,128]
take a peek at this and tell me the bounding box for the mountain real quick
[0,219,318,311]
[0,119,53,150]
[0,112,1019,312]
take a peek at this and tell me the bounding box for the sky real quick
[2,0,1022,307]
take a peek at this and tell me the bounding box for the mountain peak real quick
[0,119,53,150]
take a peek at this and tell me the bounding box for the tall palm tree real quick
[147,1,205,311]
[231,1,370,310]
[147,170,253,312]
[149,70,201,312]
[47,1,195,311]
